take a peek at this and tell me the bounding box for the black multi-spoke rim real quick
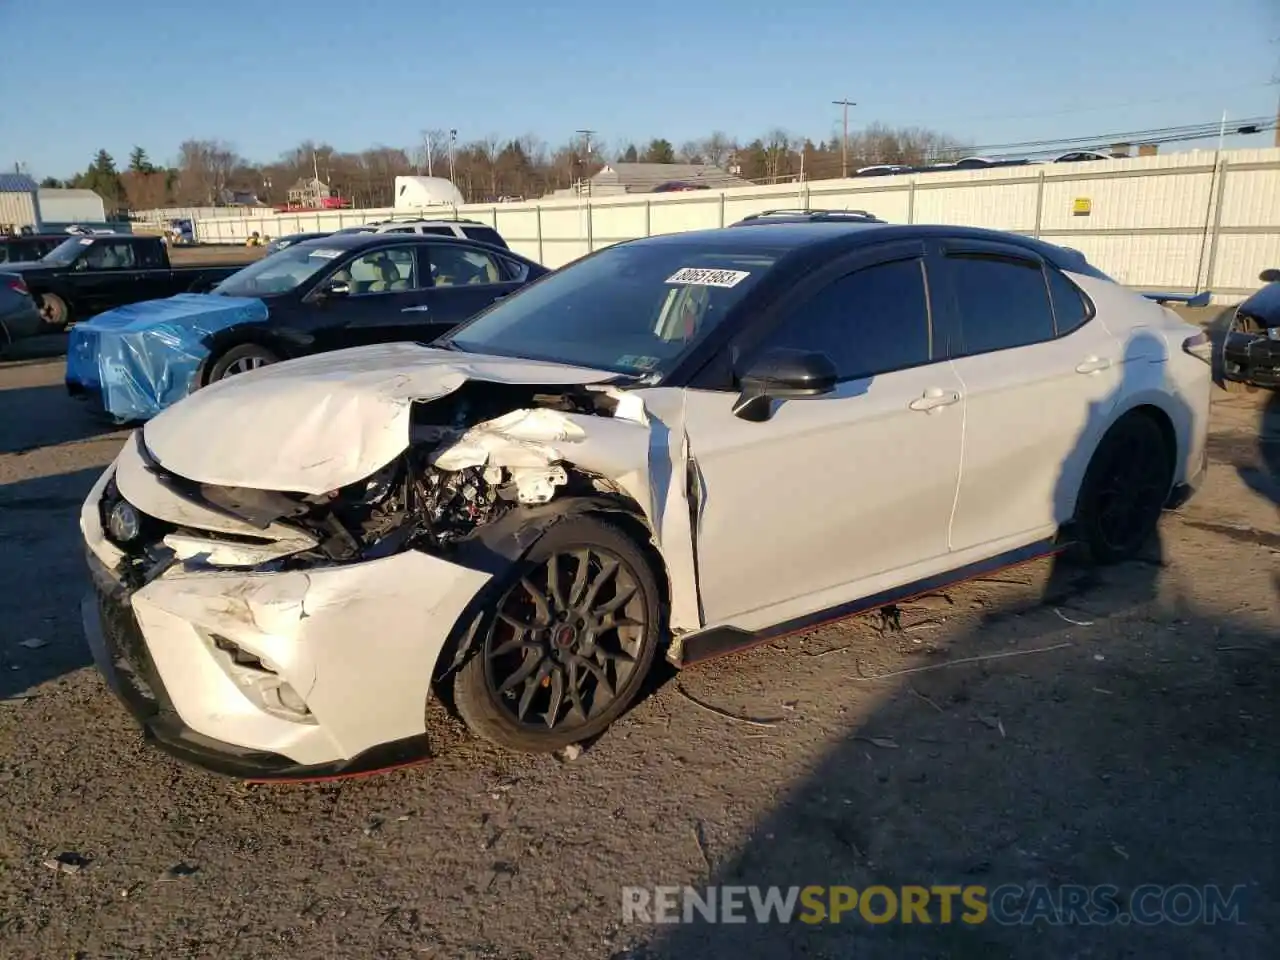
[482,547,647,732]
[1093,433,1169,553]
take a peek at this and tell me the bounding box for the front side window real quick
[82,242,137,270]
[945,253,1055,356]
[763,258,931,380]
[338,246,417,294]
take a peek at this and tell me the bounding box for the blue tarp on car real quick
[65,293,269,422]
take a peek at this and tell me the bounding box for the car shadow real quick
[0,465,102,702]
[1239,390,1279,506]
[630,332,1278,957]
[0,382,123,455]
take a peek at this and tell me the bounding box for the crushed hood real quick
[76,292,267,333]
[142,342,620,493]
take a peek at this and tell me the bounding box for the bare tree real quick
[416,129,449,176]
[677,141,705,164]
[698,131,735,169]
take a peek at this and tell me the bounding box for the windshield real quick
[212,244,345,297]
[443,243,778,377]
[42,237,91,265]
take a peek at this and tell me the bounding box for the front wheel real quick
[206,343,280,383]
[453,516,661,752]
[1073,413,1173,564]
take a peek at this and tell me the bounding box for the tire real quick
[1221,378,1256,394]
[37,293,69,330]
[1072,413,1174,564]
[206,343,280,383]
[453,515,662,752]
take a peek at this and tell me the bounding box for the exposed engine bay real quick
[105,382,637,581]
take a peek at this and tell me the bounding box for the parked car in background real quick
[1,234,244,329]
[78,220,1211,778]
[371,218,509,249]
[65,232,548,422]
[1221,268,1280,392]
[0,233,67,265]
[0,272,42,344]
[264,231,332,255]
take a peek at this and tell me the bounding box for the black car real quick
[65,232,549,421]
[264,231,332,255]
[1221,268,1280,391]
[2,234,244,329]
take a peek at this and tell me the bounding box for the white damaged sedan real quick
[80,221,1212,779]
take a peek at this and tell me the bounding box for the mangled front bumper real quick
[80,448,491,779]
[1222,329,1280,389]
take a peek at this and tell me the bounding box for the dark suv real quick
[0,233,67,265]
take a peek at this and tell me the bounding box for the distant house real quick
[0,173,41,231]
[550,163,751,198]
[286,177,333,207]
[216,187,264,207]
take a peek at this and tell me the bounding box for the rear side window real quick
[765,257,931,380]
[1047,268,1090,335]
[420,226,456,237]
[945,254,1055,356]
[462,226,507,248]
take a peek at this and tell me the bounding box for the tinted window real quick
[384,226,416,234]
[1047,268,1090,335]
[462,226,507,248]
[137,242,165,268]
[421,226,456,237]
[946,254,1054,355]
[764,258,931,379]
[83,242,137,270]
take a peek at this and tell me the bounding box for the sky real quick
[1,0,1277,179]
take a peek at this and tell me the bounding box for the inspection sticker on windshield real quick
[308,248,342,259]
[78,238,94,245]
[665,267,750,288]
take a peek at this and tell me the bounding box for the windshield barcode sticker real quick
[665,267,750,288]
[309,248,342,259]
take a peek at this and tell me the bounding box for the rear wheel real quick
[453,516,661,752]
[1073,413,1173,564]
[206,343,280,383]
[37,293,69,330]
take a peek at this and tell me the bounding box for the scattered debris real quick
[976,715,1007,738]
[362,816,385,837]
[1216,644,1262,653]
[42,852,89,875]
[557,744,583,762]
[1092,687,1114,695]
[805,643,852,658]
[852,641,1074,682]
[1054,608,1095,627]
[0,695,33,706]
[17,638,47,649]
[1093,654,1105,662]
[692,821,712,875]
[675,685,784,727]
[907,685,944,713]
[857,736,900,749]
[1112,844,1130,860]
[904,618,945,633]
[157,861,199,881]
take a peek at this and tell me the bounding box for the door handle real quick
[909,388,961,412]
[1075,356,1113,374]
[400,305,431,313]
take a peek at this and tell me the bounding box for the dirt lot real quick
[0,359,1276,959]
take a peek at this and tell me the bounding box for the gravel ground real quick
[0,358,1276,959]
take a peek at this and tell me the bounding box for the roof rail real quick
[737,209,885,223]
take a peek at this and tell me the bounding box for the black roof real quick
[623,222,1103,275]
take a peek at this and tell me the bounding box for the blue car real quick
[65,232,547,422]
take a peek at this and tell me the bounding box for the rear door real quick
[934,239,1124,552]
[404,243,525,339]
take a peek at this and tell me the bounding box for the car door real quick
[935,239,1125,553]
[307,244,433,349]
[406,243,525,339]
[680,244,966,630]
[71,240,143,315]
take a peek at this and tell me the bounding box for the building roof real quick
[594,163,750,192]
[36,187,103,200]
[0,173,39,193]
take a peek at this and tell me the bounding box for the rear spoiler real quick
[1141,290,1211,307]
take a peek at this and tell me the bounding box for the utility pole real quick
[447,129,457,184]
[575,129,596,196]
[832,99,856,178]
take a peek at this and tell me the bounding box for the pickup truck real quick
[2,234,245,330]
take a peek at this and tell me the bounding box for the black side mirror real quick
[1259,268,1280,284]
[732,347,838,422]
